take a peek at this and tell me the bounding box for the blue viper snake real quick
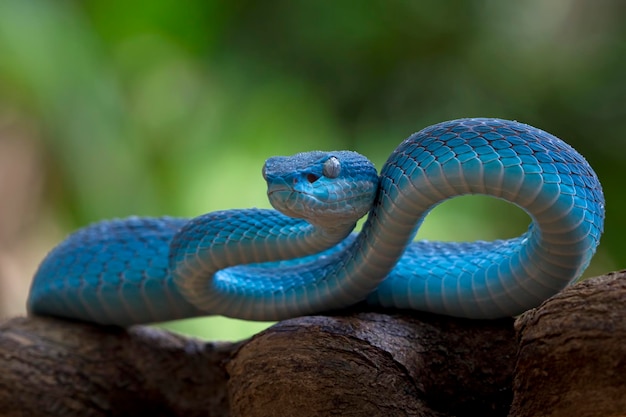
[27,118,605,325]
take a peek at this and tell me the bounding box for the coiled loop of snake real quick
[27,118,605,325]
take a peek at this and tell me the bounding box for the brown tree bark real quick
[227,313,515,417]
[510,270,626,417]
[0,317,234,417]
[0,271,624,417]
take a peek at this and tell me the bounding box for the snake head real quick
[263,151,379,227]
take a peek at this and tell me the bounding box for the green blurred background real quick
[0,0,622,340]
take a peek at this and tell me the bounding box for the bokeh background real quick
[0,0,622,340]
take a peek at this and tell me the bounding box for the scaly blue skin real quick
[27,118,605,325]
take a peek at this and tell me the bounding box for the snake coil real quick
[28,118,605,325]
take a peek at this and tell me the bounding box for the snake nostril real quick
[306,174,320,183]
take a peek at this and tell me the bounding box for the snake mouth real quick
[269,186,367,207]
[266,185,293,206]
[268,187,373,225]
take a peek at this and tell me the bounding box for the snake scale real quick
[27,118,605,326]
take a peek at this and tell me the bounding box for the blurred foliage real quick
[0,0,623,340]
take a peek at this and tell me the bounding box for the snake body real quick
[28,118,605,325]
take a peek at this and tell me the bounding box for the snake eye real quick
[322,156,341,179]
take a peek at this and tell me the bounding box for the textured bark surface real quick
[510,270,626,417]
[228,312,515,417]
[0,271,624,417]
[0,317,234,417]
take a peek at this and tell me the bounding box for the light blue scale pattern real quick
[27,118,605,325]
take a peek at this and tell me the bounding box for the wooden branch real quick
[510,270,626,417]
[0,271,624,416]
[227,313,515,417]
[0,317,235,417]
